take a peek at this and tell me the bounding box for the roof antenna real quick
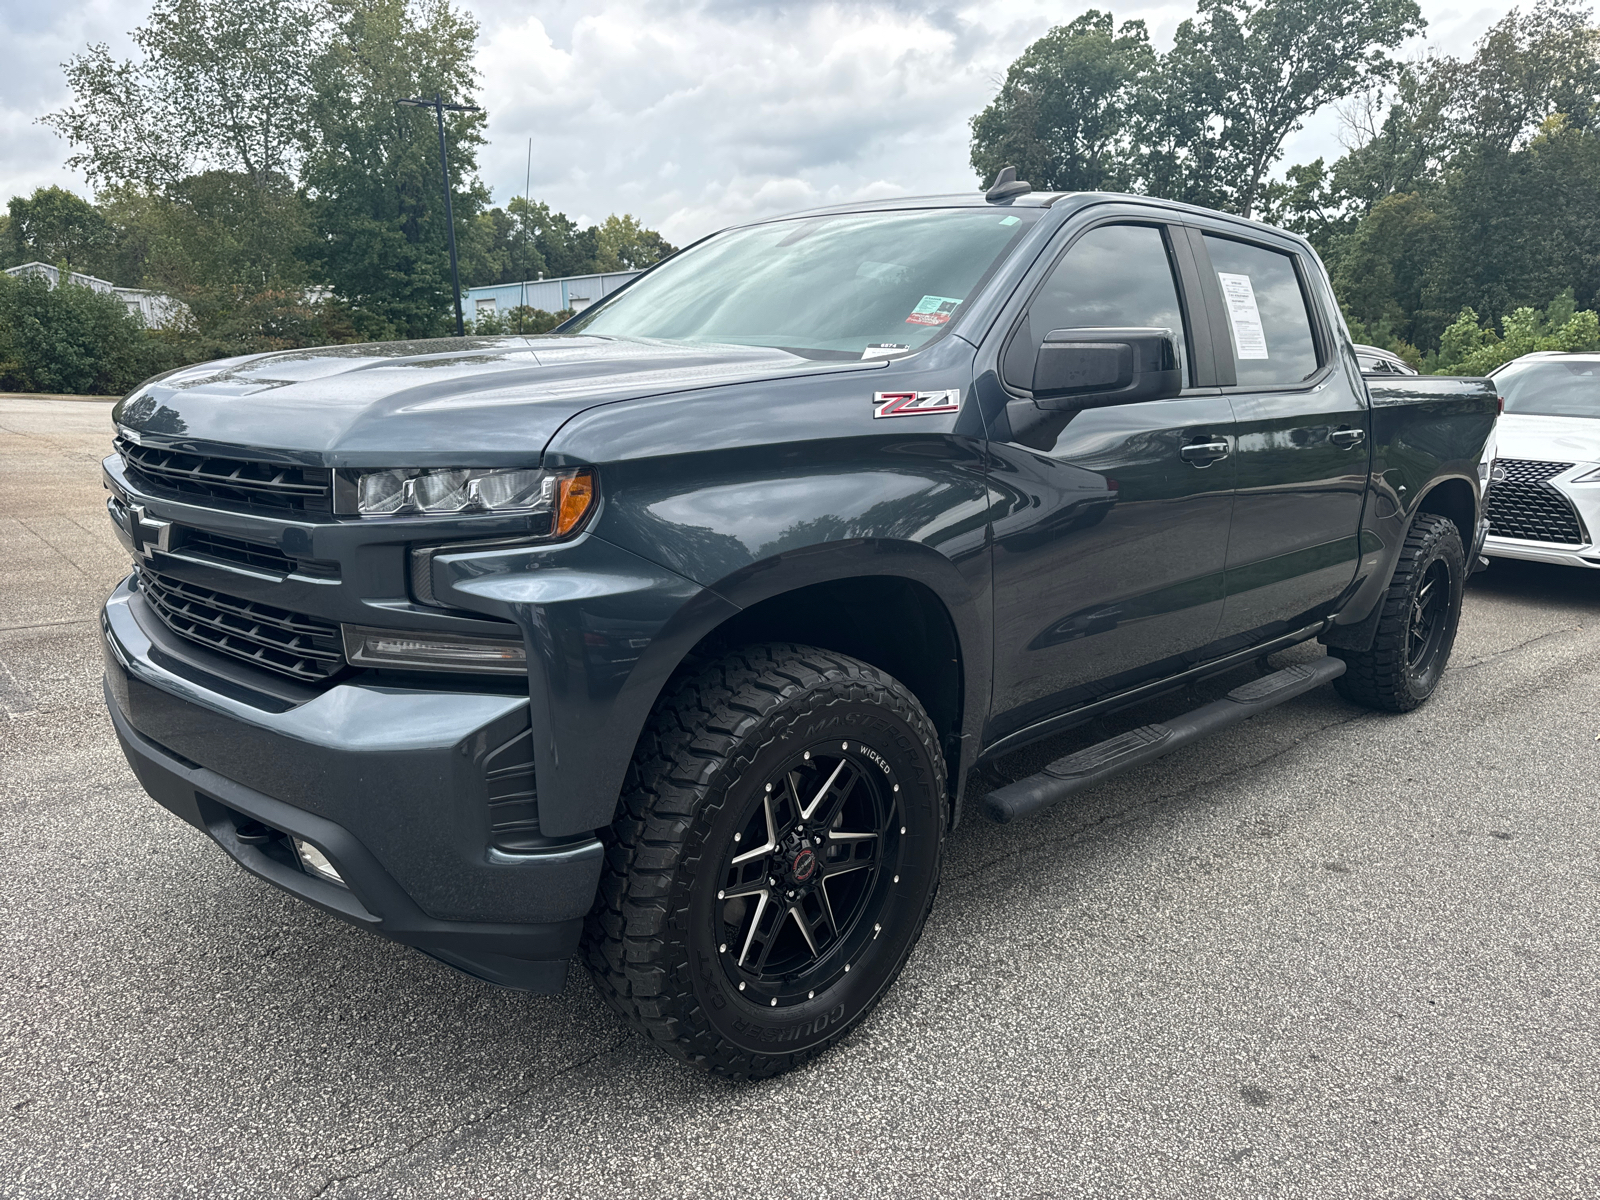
[985,165,1031,203]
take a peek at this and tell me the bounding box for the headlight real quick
[341,624,527,674]
[348,466,595,533]
[1570,465,1600,483]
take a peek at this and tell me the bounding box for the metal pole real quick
[521,137,531,332]
[432,93,466,337]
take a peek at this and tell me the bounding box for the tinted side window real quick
[1203,235,1319,386]
[1008,224,1188,388]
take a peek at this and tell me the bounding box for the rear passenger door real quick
[1185,227,1371,645]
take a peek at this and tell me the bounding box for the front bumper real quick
[102,577,603,992]
[1483,535,1600,568]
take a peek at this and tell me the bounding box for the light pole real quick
[395,93,481,337]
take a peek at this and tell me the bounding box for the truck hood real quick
[1494,413,1600,466]
[113,335,885,466]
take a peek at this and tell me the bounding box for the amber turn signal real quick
[554,469,596,536]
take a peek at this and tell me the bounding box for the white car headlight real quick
[1570,465,1600,483]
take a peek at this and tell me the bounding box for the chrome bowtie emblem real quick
[128,503,172,562]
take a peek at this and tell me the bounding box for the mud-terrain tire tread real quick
[581,642,945,1079]
[1332,512,1465,713]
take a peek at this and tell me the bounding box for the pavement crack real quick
[1452,626,1581,672]
[299,1034,631,1198]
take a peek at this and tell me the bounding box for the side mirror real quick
[1032,327,1182,409]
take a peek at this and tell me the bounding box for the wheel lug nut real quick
[787,890,795,898]
[720,943,727,953]
[770,997,778,1007]
[738,981,746,990]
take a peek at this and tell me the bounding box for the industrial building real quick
[463,269,641,322]
[3,262,185,328]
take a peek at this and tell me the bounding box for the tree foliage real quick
[969,12,1155,193]
[0,272,170,395]
[44,0,327,190]
[971,0,1423,217]
[12,0,676,387]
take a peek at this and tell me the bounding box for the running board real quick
[982,656,1347,824]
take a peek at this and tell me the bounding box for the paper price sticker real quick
[1217,272,1269,360]
[905,295,962,327]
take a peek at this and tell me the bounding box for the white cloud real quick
[2,0,1524,247]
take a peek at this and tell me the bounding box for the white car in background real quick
[1483,352,1600,569]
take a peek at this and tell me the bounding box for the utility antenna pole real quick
[395,92,481,337]
[521,136,532,332]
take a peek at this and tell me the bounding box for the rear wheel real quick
[583,643,945,1078]
[1333,512,1466,712]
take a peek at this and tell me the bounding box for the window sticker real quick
[905,295,962,326]
[999,216,1020,226]
[862,343,909,359]
[1217,272,1269,359]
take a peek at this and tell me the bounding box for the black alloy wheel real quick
[1333,511,1466,712]
[583,643,945,1079]
[1406,559,1451,677]
[716,745,902,1008]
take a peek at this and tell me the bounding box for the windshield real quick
[566,208,1040,358]
[1493,359,1600,417]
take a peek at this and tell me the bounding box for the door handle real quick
[1331,427,1366,448]
[1179,439,1231,465]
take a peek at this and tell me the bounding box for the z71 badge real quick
[873,389,961,418]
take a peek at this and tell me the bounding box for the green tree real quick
[1158,0,1426,217]
[6,187,116,275]
[44,0,327,189]
[593,214,677,272]
[302,0,486,339]
[969,12,1157,192]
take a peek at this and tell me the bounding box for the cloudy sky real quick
[2,0,1521,246]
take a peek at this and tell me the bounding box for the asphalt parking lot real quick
[4,394,1598,1199]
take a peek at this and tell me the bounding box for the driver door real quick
[984,221,1237,747]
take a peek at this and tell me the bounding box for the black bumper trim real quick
[105,678,589,992]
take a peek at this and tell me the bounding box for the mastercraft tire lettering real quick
[582,643,945,1079]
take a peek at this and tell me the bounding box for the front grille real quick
[1487,459,1588,545]
[138,568,345,682]
[172,529,339,579]
[117,437,332,513]
[484,725,541,852]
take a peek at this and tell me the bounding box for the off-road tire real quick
[582,643,946,1079]
[1332,512,1466,712]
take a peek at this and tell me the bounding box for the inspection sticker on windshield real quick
[905,295,962,326]
[1217,272,1270,359]
[874,389,961,418]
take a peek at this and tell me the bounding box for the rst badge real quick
[873,389,961,418]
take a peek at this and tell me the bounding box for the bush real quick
[467,306,573,336]
[0,270,166,395]
[1427,290,1600,375]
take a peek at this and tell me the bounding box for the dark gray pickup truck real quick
[100,184,1497,1078]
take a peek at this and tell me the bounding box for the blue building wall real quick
[464,270,641,321]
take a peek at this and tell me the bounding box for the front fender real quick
[432,533,736,837]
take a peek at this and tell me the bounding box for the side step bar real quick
[982,656,1347,824]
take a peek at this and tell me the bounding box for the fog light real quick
[292,837,347,887]
[341,624,527,674]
